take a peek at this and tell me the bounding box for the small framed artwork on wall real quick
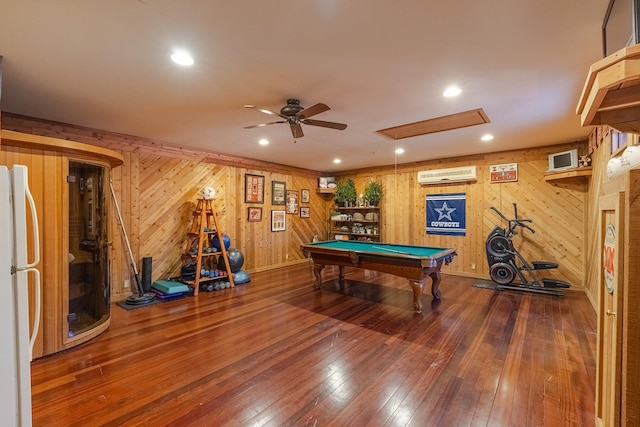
[272,181,286,205]
[301,189,310,203]
[271,210,286,231]
[245,174,265,203]
[247,207,262,222]
[300,207,310,218]
[286,190,299,214]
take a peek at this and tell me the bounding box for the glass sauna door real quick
[68,161,109,337]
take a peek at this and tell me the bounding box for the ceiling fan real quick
[243,98,347,139]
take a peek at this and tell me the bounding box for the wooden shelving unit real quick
[329,206,381,242]
[181,198,234,295]
[544,166,592,182]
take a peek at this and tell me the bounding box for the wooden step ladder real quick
[182,199,235,295]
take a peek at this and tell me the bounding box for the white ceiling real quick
[0,1,607,172]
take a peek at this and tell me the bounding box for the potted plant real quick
[363,180,383,206]
[334,179,358,207]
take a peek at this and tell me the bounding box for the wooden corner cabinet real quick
[329,206,381,242]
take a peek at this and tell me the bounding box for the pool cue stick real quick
[371,245,408,254]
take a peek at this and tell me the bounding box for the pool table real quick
[300,240,457,313]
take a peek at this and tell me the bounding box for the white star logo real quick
[435,201,456,221]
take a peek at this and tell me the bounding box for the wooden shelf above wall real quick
[544,166,592,181]
[576,44,640,133]
[316,188,336,195]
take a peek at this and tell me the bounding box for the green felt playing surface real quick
[309,240,451,259]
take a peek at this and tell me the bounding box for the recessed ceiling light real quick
[171,50,194,66]
[333,158,342,164]
[395,147,405,154]
[258,138,269,146]
[481,134,494,142]
[443,85,462,98]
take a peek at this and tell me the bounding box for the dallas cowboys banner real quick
[426,193,466,236]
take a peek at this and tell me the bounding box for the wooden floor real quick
[31,263,597,427]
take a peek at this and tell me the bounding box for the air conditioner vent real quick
[417,166,477,184]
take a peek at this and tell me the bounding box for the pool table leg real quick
[430,271,442,300]
[409,280,425,313]
[312,264,325,290]
[409,271,442,313]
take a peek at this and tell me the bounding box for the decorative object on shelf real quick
[247,206,262,222]
[579,155,591,167]
[245,174,264,203]
[200,186,216,200]
[300,207,310,218]
[318,177,336,189]
[301,188,310,203]
[271,210,286,231]
[272,181,286,205]
[333,178,357,206]
[363,179,383,206]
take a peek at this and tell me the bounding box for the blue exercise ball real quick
[211,234,231,251]
[234,270,251,284]
[218,248,244,273]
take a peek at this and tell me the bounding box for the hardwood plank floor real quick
[31,263,596,426]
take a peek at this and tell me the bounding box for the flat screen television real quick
[548,149,579,172]
[603,0,640,57]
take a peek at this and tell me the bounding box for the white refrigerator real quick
[0,165,41,427]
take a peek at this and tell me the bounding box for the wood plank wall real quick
[2,113,589,304]
[584,127,609,308]
[342,144,587,292]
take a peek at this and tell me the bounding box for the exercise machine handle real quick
[490,206,510,222]
[490,204,536,234]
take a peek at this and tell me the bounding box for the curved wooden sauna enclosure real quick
[1,130,123,357]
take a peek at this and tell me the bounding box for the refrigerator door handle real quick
[14,172,41,359]
[25,267,40,359]
[23,180,39,269]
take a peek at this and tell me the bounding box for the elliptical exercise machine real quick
[486,203,570,296]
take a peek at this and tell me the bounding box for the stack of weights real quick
[181,262,197,281]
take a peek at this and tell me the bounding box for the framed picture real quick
[301,189,310,203]
[272,181,286,205]
[247,207,262,222]
[286,190,299,214]
[300,207,310,218]
[271,210,286,231]
[245,174,265,203]
[489,163,518,183]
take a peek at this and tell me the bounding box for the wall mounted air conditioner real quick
[417,166,477,184]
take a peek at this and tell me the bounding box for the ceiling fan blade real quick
[290,123,304,138]
[297,103,330,120]
[244,104,286,119]
[243,120,286,129]
[302,118,348,130]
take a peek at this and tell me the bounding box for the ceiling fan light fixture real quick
[243,99,347,140]
[259,138,269,146]
[481,134,494,141]
[333,158,342,164]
